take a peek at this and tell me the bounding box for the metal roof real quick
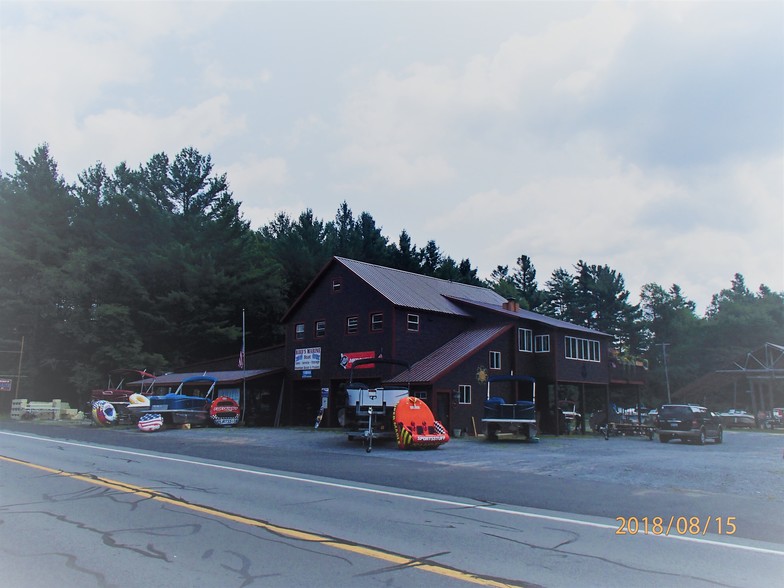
[336,257,508,315]
[448,296,609,337]
[387,325,511,384]
[132,369,282,387]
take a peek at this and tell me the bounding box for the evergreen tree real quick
[542,268,579,322]
[489,265,519,302]
[0,145,77,398]
[510,255,542,310]
[420,240,442,276]
[389,230,422,273]
[702,273,784,367]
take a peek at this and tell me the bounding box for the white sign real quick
[295,347,321,371]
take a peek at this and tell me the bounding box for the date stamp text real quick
[615,516,736,536]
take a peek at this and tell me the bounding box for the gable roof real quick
[282,257,607,338]
[282,256,508,321]
[386,325,512,384]
[448,296,610,337]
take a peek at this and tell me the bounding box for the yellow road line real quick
[0,454,523,587]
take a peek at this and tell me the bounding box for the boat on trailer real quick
[341,358,410,452]
[128,375,240,428]
[482,374,538,442]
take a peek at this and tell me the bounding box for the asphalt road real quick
[1,419,782,543]
[1,419,783,588]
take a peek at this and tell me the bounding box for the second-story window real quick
[315,320,326,338]
[407,314,420,332]
[295,323,305,340]
[518,328,533,352]
[332,277,342,293]
[370,312,383,331]
[346,316,358,334]
[535,334,550,353]
[489,350,501,370]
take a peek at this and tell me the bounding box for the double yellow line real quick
[0,454,523,587]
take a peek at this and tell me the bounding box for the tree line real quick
[1,145,782,407]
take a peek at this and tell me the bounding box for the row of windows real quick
[517,329,550,353]
[460,338,599,403]
[490,335,600,370]
[295,313,421,339]
[565,336,601,362]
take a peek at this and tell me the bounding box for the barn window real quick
[346,316,359,334]
[518,328,533,352]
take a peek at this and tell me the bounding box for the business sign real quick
[340,351,376,369]
[0,378,11,392]
[294,347,321,371]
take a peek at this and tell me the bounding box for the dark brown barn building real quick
[279,256,637,435]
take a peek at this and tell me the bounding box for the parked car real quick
[655,404,723,445]
[718,409,756,429]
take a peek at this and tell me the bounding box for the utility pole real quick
[657,343,671,404]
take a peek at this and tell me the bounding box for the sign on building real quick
[340,351,377,369]
[295,347,321,371]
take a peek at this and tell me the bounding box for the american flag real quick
[238,345,245,369]
[137,413,163,432]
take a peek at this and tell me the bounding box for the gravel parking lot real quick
[3,418,783,502]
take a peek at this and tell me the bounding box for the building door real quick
[291,383,321,426]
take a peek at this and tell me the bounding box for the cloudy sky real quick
[2,1,782,313]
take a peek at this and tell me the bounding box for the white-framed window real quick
[407,313,420,332]
[459,384,471,404]
[346,316,358,334]
[489,351,501,370]
[535,334,550,353]
[565,336,600,362]
[332,278,342,292]
[295,323,305,340]
[370,312,383,332]
[518,328,533,352]
[314,320,325,338]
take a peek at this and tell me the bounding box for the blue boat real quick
[129,375,239,427]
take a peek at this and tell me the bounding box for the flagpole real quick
[241,308,246,425]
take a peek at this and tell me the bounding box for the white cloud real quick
[66,95,245,175]
[224,155,288,193]
[1,0,780,315]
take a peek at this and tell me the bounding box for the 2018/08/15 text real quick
[615,516,736,536]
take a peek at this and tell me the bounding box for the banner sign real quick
[340,351,376,369]
[294,347,321,371]
[0,378,11,392]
